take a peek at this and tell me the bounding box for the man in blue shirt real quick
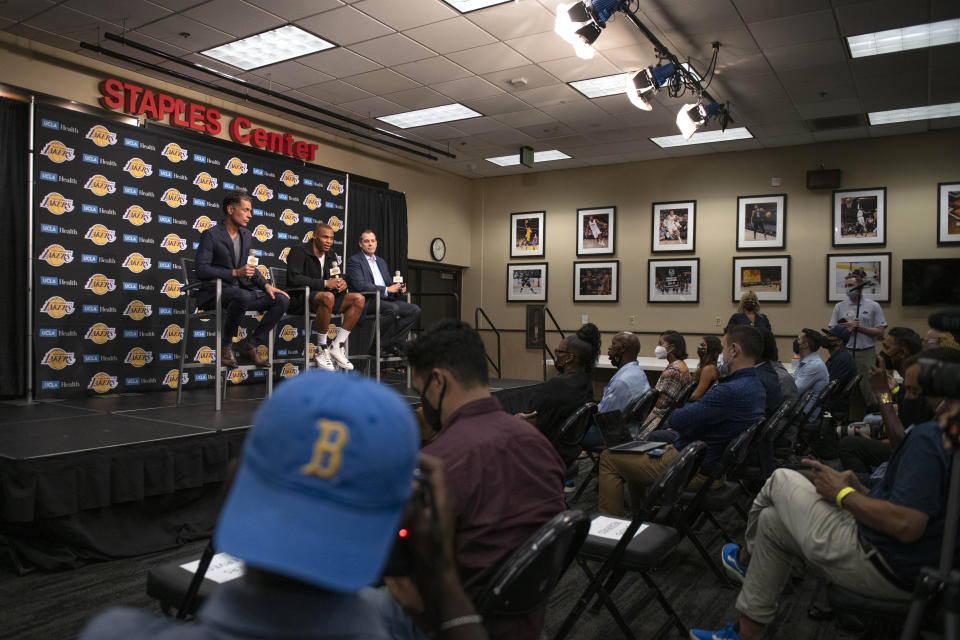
[597,332,650,414]
[786,328,830,444]
[598,325,765,516]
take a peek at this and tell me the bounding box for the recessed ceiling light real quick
[868,102,960,125]
[440,0,513,13]
[377,103,482,129]
[847,19,960,58]
[650,127,753,148]
[568,64,700,99]
[201,25,336,70]
[485,150,572,166]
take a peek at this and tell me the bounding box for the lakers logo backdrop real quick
[33,105,346,398]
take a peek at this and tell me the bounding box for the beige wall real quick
[0,33,474,266]
[465,130,960,380]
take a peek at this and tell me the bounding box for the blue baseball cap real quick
[822,325,851,343]
[214,371,419,592]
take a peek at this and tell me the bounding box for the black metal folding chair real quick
[553,401,599,469]
[347,290,412,385]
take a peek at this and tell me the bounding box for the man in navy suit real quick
[195,191,289,367]
[345,230,420,357]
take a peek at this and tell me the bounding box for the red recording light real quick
[398,528,408,538]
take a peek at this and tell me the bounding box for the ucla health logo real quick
[303,193,321,210]
[40,192,74,215]
[41,118,59,130]
[193,172,218,191]
[161,142,188,162]
[123,205,152,226]
[192,216,216,233]
[279,209,299,226]
[280,170,300,187]
[39,244,74,267]
[85,273,117,295]
[41,348,76,370]
[122,252,152,273]
[123,157,153,178]
[40,140,76,163]
[84,174,117,196]
[85,125,118,147]
[327,179,343,196]
[162,188,188,208]
[161,233,188,254]
[252,224,274,242]
[84,224,117,245]
[85,323,117,344]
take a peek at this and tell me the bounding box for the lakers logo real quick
[40,140,75,163]
[327,324,338,340]
[161,279,182,299]
[193,172,218,191]
[123,252,152,273]
[163,369,188,389]
[280,170,300,187]
[85,323,116,344]
[124,347,153,368]
[123,157,153,178]
[303,193,321,210]
[161,142,188,162]
[279,209,300,226]
[302,419,349,478]
[193,215,216,233]
[162,324,183,344]
[225,157,248,176]
[256,264,270,281]
[281,363,299,378]
[252,224,273,242]
[302,230,314,244]
[325,217,341,233]
[85,273,116,295]
[256,344,269,362]
[252,184,273,202]
[279,247,291,263]
[194,346,215,364]
[161,188,188,208]
[123,205,152,226]
[327,180,343,196]
[85,125,118,147]
[39,244,74,267]
[84,224,117,246]
[41,296,75,318]
[123,299,152,320]
[231,327,248,344]
[84,174,117,196]
[40,192,74,215]
[88,372,119,393]
[41,348,76,370]
[228,369,249,384]
[161,233,188,254]
[279,324,298,342]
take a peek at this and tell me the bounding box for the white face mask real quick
[654,345,668,359]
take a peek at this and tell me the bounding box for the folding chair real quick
[825,581,917,639]
[673,380,699,408]
[553,442,708,640]
[552,402,598,468]
[177,258,274,411]
[826,374,862,424]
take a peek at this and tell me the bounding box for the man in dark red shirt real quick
[405,320,566,640]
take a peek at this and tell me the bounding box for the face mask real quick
[792,339,802,355]
[609,352,622,368]
[846,288,860,300]
[743,301,757,311]
[420,374,445,432]
[716,352,729,376]
[878,350,894,370]
[697,346,707,358]
[654,345,668,359]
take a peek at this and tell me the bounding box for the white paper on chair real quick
[181,552,245,584]
[589,516,648,541]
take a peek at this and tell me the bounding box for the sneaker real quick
[314,347,335,372]
[721,543,748,584]
[328,342,354,371]
[563,478,576,494]
[689,623,742,640]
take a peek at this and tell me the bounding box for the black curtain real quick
[346,182,408,275]
[0,98,28,398]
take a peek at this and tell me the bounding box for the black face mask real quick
[792,339,801,355]
[878,350,895,370]
[420,374,445,432]
[609,352,622,368]
[899,395,934,428]
[743,301,757,311]
[697,347,707,358]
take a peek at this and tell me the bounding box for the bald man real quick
[581,332,652,450]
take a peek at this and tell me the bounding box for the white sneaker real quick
[328,342,354,370]
[314,347,335,371]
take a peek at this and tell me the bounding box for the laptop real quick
[596,411,664,454]
[608,440,664,454]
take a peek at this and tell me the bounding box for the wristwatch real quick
[876,392,893,405]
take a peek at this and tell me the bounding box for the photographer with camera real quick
[79,372,487,640]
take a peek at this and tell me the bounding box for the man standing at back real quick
[829,272,887,418]
[346,230,421,358]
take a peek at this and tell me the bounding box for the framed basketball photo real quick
[651,201,695,252]
[938,181,960,245]
[648,258,699,303]
[507,263,547,302]
[510,211,545,258]
[577,206,615,256]
[737,194,786,250]
[832,188,886,247]
[573,261,618,302]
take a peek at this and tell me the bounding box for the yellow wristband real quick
[836,486,857,509]
[876,392,893,405]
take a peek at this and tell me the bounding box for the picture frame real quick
[651,201,695,252]
[510,211,545,258]
[832,187,886,247]
[507,263,548,302]
[732,255,791,303]
[826,253,891,302]
[736,194,786,250]
[648,258,699,303]
[573,260,619,302]
[525,304,546,348]
[576,206,615,256]
[938,181,960,245]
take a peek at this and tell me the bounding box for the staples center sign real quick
[98,78,320,161]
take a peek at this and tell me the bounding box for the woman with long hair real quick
[690,335,722,401]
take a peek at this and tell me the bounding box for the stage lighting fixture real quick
[676,101,722,139]
[554,0,626,60]
[624,62,675,111]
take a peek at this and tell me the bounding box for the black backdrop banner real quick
[33,104,346,399]
[0,98,28,398]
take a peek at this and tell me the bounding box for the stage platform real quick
[0,375,542,572]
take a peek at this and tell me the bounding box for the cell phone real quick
[648,448,666,457]
[381,469,438,577]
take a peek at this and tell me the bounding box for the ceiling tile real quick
[298,47,382,76]
[505,31,574,63]
[795,97,862,119]
[868,121,929,137]
[146,0,210,10]
[351,33,434,65]
[516,121,576,138]
[747,10,837,49]
[404,17,496,54]
[493,109,556,127]
[5,22,79,49]
[449,116,510,134]
[539,98,607,122]
[477,127,535,146]
[247,61,333,88]
[786,79,859,103]
[465,0,555,40]
[446,42,531,74]
[300,79,373,103]
[731,0,830,23]
[352,0,456,31]
[460,92,530,115]
[383,86,452,109]
[715,72,785,102]
[481,64,560,93]
[431,75,503,101]
[343,68,420,93]
[183,0,284,38]
[223,74,291,94]
[134,14,235,50]
[406,123,469,140]
[24,5,112,32]
[297,5,393,45]
[0,0,55,22]
[247,0,342,21]
[338,95,403,117]
[759,132,817,147]
[812,126,869,142]
[834,0,932,36]
[63,0,170,29]
[511,83,581,106]
[599,44,657,70]
[765,39,847,72]
[393,56,471,85]
[540,56,621,82]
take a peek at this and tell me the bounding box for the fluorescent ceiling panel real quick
[377,103,482,128]
[568,64,700,99]
[201,25,336,70]
[650,127,753,148]
[486,149,571,166]
[868,102,960,125]
[440,0,513,13]
[847,19,960,58]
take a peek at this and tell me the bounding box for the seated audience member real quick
[820,325,858,415]
[582,332,650,449]
[691,349,960,640]
[79,372,486,640]
[599,325,765,516]
[690,336,721,401]
[405,320,565,640]
[789,328,830,437]
[637,331,693,438]
[923,327,960,351]
[838,327,930,474]
[727,291,772,333]
[285,222,365,371]
[759,328,796,404]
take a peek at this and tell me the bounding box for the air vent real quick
[806,114,865,131]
